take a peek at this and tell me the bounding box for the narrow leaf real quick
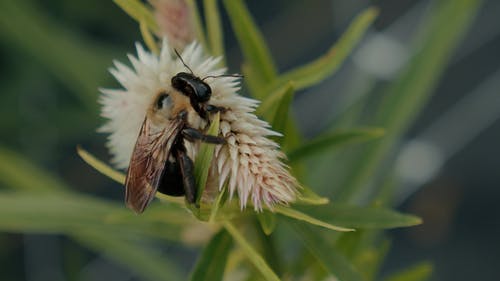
[223,221,280,281]
[270,86,295,137]
[77,147,185,205]
[296,186,330,205]
[352,239,391,281]
[241,63,265,97]
[204,0,225,59]
[0,148,188,281]
[383,262,433,281]
[209,186,228,223]
[190,229,232,281]
[257,211,277,235]
[265,7,378,93]
[275,206,354,232]
[282,114,303,153]
[291,222,365,281]
[0,192,187,239]
[113,0,159,33]
[186,0,208,48]
[194,112,221,205]
[295,204,422,229]
[255,222,283,275]
[77,146,126,185]
[257,82,295,120]
[140,19,159,54]
[287,128,385,163]
[255,83,301,152]
[223,0,277,87]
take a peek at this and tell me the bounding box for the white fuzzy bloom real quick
[99,39,299,210]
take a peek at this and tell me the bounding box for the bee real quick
[125,51,231,214]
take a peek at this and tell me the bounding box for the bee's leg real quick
[205,104,226,114]
[201,105,225,126]
[189,97,208,120]
[182,127,226,144]
[177,149,197,205]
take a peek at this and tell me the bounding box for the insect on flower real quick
[100,40,300,213]
[125,50,240,213]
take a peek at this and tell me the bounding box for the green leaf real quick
[257,82,294,120]
[190,229,232,281]
[204,0,225,59]
[256,82,302,152]
[265,7,378,94]
[75,230,184,281]
[113,0,159,33]
[184,113,222,220]
[295,204,422,229]
[78,147,186,205]
[296,186,330,205]
[241,63,265,97]
[186,0,208,48]
[336,0,483,202]
[194,113,221,205]
[77,146,126,185]
[223,0,277,88]
[257,211,277,235]
[140,19,159,54]
[382,262,433,281]
[353,239,391,281]
[275,206,354,232]
[0,192,188,239]
[290,222,365,281]
[209,186,228,222]
[283,114,304,153]
[270,86,295,138]
[0,148,188,281]
[223,221,280,281]
[287,128,385,163]
[0,146,65,192]
[255,222,282,275]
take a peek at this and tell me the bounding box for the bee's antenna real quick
[174,49,194,74]
[202,73,244,81]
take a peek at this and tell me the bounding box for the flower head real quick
[100,39,299,210]
[150,0,195,50]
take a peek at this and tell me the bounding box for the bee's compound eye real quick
[156,92,172,110]
[196,82,211,102]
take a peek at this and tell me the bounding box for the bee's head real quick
[171,72,212,103]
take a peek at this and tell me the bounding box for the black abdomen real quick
[157,159,185,196]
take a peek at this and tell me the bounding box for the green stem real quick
[254,219,282,275]
[223,221,281,281]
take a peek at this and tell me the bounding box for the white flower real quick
[99,39,299,210]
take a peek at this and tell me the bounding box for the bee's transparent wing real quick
[125,117,183,213]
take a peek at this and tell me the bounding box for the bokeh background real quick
[0,0,498,280]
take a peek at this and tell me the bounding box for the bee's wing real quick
[125,117,183,213]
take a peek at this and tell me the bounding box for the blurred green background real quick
[0,0,499,280]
